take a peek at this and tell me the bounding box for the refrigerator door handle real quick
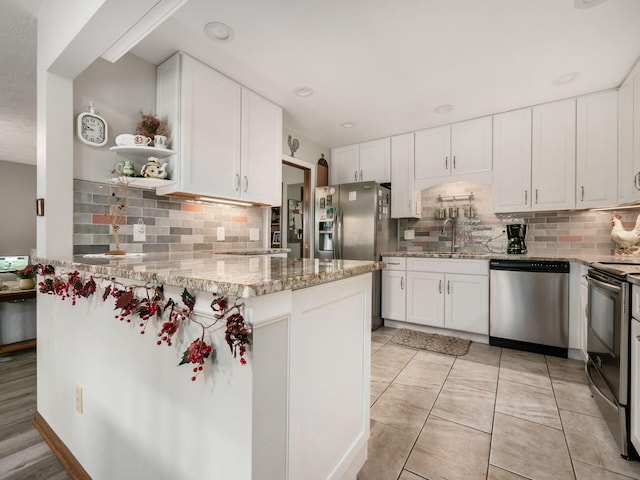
[334,207,343,259]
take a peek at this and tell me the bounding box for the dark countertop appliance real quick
[506,224,527,254]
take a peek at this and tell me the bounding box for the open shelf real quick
[109,146,176,160]
[108,176,174,189]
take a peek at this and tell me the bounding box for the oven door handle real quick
[587,276,622,294]
[585,362,618,410]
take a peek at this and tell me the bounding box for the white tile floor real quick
[358,327,640,480]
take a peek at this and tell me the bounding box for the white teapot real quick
[141,157,168,179]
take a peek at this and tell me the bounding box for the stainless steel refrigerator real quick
[314,182,397,329]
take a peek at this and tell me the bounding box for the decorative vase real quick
[19,278,35,290]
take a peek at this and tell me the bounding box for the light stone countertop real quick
[33,251,383,298]
[381,251,640,266]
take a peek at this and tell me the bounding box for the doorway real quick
[275,159,313,258]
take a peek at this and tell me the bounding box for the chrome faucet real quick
[442,218,456,253]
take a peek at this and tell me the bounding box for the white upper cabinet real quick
[331,138,390,184]
[156,52,282,205]
[331,144,360,184]
[359,138,391,182]
[414,125,451,180]
[531,98,576,211]
[618,68,640,205]
[415,117,492,187]
[576,90,618,208]
[241,88,283,205]
[391,133,420,218]
[493,108,532,213]
[451,117,493,175]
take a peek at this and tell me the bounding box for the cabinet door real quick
[576,90,618,209]
[445,274,488,335]
[391,133,419,218]
[406,271,444,327]
[632,319,640,453]
[241,89,283,205]
[531,98,576,211]
[382,269,406,321]
[451,116,492,175]
[180,54,241,198]
[492,108,532,213]
[618,79,638,203]
[331,145,360,184]
[359,138,390,183]
[415,125,451,181]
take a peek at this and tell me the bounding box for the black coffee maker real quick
[506,224,527,254]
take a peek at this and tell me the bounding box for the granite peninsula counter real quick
[34,252,381,480]
[34,251,384,298]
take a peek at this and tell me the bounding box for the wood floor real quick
[0,350,70,480]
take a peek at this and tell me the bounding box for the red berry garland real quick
[35,264,250,382]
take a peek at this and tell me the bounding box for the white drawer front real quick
[406,258,488,275]
[382,257,406,270]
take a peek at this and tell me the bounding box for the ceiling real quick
[0,0,44,165]
[131,0,640,148]
[2,0,640,166]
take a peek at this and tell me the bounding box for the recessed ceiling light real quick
[294,87,314,97]
[574,0,608,9]
[434,104,454,114]
[204,22,235,42]
[551,72,581,86]
[341,122,356,128]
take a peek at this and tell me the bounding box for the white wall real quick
[282,126,330,169]
[0,161,37,255]
[74,54,157,182]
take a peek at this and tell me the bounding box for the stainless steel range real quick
[587,261,640,459]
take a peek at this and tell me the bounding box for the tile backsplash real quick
[73,180,264,255]
[399,182,640,256]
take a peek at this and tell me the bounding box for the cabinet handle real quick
[400,277,404,290]
[447,280,450,294]
[535,189,539,204]
[360,170,363,181]
[581,185,584,202]
[438,280,442,294]
[524,190,528,204]
[243,176,248,192]
[453,156,456,169]
[445,156,448,170]
[234,174,240,191]
[635,172,640,191]
[354,170,358,182]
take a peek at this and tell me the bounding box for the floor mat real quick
[390,328,470,356]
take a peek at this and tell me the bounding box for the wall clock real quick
[76,102,108,147]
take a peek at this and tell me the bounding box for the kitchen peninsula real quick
[33,252,383,480]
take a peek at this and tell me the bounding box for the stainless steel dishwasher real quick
[489,259,570,357]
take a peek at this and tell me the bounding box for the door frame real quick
[282,155,316,258]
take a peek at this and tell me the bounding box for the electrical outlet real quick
[217,227,225,241]
[404,229,415,240]
[250,228,259,241]
[133,223,146,242]
[75,386,83,414]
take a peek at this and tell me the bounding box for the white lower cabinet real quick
[405,259,489,335]
[382,257,407,322]
[631,317,640,453]
[407,271,445,327]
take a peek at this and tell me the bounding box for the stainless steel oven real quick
[587,263,634,459]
